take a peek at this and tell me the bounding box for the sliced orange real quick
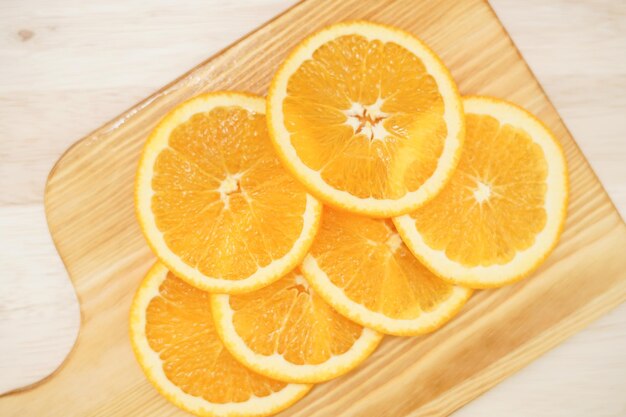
[300,207,472,336]
[267,21,464,217]
[135,92,322,294]
[129,263,311,417]
[394,96,568,288]
[211,267,383,383]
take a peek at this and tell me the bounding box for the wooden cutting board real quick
[3,0,625,415]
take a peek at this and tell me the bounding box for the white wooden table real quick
[0,1,624,415]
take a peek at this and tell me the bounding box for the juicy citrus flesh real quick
[409,114,547,266]
[229,268,363,364]
[394,96,568,288]
[211,268,383,383]
[130,263,311,417]
[153,106,306,279]
[284,35,446,200]
[136,93,321,293]
[301,207,471,336]
[147,273,285,402]
[268,21,464,216]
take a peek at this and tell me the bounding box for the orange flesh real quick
[229,268,363,365]
[410,113,548,266]
[284,35,446,199]
[151,106,308,280]
[310,208,454,319]
[145,272,286,403]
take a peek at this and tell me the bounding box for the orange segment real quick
[135,92,322,294]
[300,207,471,336]
[211,268,382,383]
[394,96,568,288]
[410,115,548,266]
[284,36,446,199]
[268,21,464,216]
[129,263,311,417]
[229,270,363,364]
[147,273,284,402]
[153,107,307,278]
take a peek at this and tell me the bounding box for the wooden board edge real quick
[45,0,305,191]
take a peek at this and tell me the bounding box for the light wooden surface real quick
[0,0,624,416]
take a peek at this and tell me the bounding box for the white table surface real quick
[0,0,624,415]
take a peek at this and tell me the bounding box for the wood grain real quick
[1,0,625,416]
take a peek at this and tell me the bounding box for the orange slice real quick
[129,263,311,417]
[394,96,568,288]
[211,267,383,383]
[267,21,464,217]
[300,207,472,336]
[135,92,322,294]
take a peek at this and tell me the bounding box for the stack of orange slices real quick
[131,21,568,416]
